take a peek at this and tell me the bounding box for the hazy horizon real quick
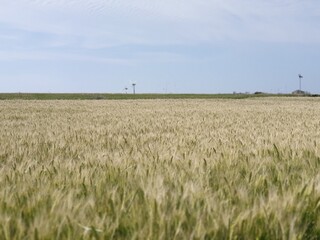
[1,1,320,94]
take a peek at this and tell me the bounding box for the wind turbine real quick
[132,82,136,94]
[298,74,303,91]
[124,87,128,94]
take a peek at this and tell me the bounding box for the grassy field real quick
[0,93,296,100]
[0,98,320,239]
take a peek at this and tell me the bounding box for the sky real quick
[0,0,320,94]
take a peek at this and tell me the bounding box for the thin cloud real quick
[1,0,320,48]
[0,50,130,64]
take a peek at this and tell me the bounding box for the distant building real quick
[292,90,309,95]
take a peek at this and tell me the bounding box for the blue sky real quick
[0,0,320,93]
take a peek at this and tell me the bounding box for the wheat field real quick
[0,98,320,239]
